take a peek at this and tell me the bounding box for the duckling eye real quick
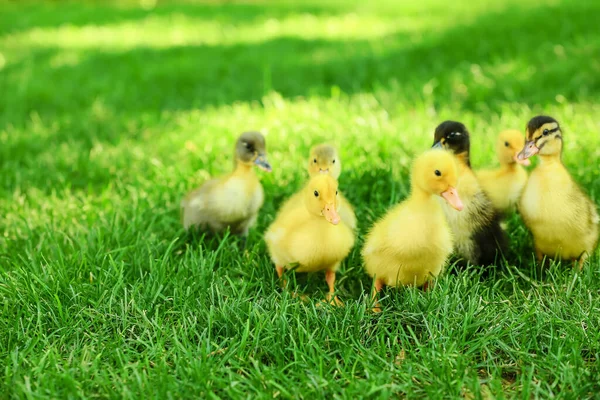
[542,129,549,135]
[332,159,336,164]
[314,190,319,197]
[448,132,455,137]
[434,170,441,176]
[504,141,509,147]
[313,158,317,163]
[336,190,338,195]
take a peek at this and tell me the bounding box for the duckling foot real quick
[291,291,310,303]
[322,294,344,307]
[323,270,344,307]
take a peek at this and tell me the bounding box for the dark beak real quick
[254,155,272,172]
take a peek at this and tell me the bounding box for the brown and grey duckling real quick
[181,131,271,236]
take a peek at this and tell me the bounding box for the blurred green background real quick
[1,0,599,398]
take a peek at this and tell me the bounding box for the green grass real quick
[1,0,600,398]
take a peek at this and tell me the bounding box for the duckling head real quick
[235,131,272,171]
[412,149,464,211]
[303,174,341,225]
[432,120,471,167]
[497,129,530,166]
[517,116,562,160]
[308,144,341,179]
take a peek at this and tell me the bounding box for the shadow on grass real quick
[0,1,338,35]
[1,1,599,193]
[2,0,598,119]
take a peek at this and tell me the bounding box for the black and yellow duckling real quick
[476,129,530,214]
[432,121,507,266]
[362,149,463,312]
[517,115,599,269]
[181,131,272,236]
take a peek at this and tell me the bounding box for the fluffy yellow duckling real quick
[432,121,507,266]
[265,174,355,305]
[278,144,357,230]
[181,131,272,236]
[362,149,463,311]
[308,144,356,230]
[476,129,530,213]
[517,115,599,269]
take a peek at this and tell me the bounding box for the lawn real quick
[1,0,600,398]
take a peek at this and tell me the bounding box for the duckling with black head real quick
[432,121,507,266]
[517,115,599,269]
[181,131,272,236]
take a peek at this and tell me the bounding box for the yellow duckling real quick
[362,149,463,311]
[181,131,272,236]
[265,174,355,305]
[476,129,530,213]
[278,144,357,230]
[432,121,507,266]
[517,115,599,269]
[308,144,356,230]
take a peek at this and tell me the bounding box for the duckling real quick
[308,144,342,179]
[181,131,272,236]
[432,121,507,266]
[278,144,357,230]
[308,144,356,230]
[476,129,530,214]
[517,115,599,269]
[265,174,355,306]
[362,149,463,311]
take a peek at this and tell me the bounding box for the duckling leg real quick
[421,280,434,292]
[535,248,543,261]
[534,247,546,267]
[324,270,343,307]
[575,253,588,271]
[276,265,287,288]
[371,278,384,313]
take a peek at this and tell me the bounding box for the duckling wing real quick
[338,193,357,231]
[180,178,220,230]
[569,184,600,250]
[468,191,507,266]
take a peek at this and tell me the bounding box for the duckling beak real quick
[319,168,329,174]
[513,154,531,166]
[254,155,272,172]
[441,186,463,211]
[517,141,538,160]
[322,203,341,225]
[432,141,443,149]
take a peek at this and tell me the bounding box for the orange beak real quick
[517,141,539,160]
[322,203,340,225]
[513,153,531,166]
[441,186,463,211]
